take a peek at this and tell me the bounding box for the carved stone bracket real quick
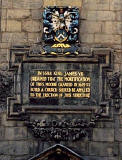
[24,107,105,141]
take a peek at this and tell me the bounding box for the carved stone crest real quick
[42,6,79,55]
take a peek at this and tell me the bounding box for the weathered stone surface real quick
[22,20,41,32]
[10,155,30,160]
[2,33,28,44]
[1,20,6,32]
[93,129,114,142]
[8,141,29,155]
[81,34,94,43]
[0,43,11,49]
[102,22,122,34]
[114,51,122,64]
[1,9,7,19]
[95,122,114,128]
[116,11,122,21]
[83,156,118,160]
[0,141,9,154]
[89,142,118,156]
[43,0,82,7]
[0,113,15,127]
[82,0,110,11]
[87,11,116,21]
[7,9,31,19]
[0,0,122,160]
[115,129,122,141]
[13,0,43,9]
[80,21,102,33]
[0,113,25,127]
[5,127,27,140]
[65,141,89,156]
[95,34,121,44]
[110,0,122,11]
[2,0,12,8]
[0,155,11,160]
[0,127,5,140]
[28,33,41,43]
[0,70,13,110]
[31,9,42,20]
[7,20,21,32]
[0,49,8,63]
[114,64,121,73]
[120,143,122,156]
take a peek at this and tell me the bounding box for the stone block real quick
[1,9,7,19]
[62,141,89,156]
[7,20,21,32]
[80,21,102,34]
[82,0,110,11]
[22,20,41,32]
[8,141,29,155]
[43,0,82,7]
[110,0,122,11]
[116,11,122,21]
[102,22,122,34]
[0,43,11,49]
[114,51,122,64]
[10,155,30,160]
[87,11,116,21]
[5,127,27,140]
[95,121,114,128]
[83,156,118,160]
[0,127,5,140]
[114,64,121,73]
[89,142,118,156]
[80,9,88,20]
[95,34,121,45]
[81,34,94,43]
[2,0,12,8]
[0,113,24,127]
[0,155,11,160]
[0,49,8,63]
[115,129,122,141]
[120,143,122,156]
[13,0,43,9]
[28,33,41,43]
[2,32,28,44]
[0,141,9,154]
[32,9,42,20]
[1,20,6,32]
[93,129,114,142]
[7,9,30,19]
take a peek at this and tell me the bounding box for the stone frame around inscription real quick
[7,47,117,120]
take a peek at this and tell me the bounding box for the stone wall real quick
[0,0,122,160]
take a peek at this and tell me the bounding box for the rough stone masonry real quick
[0,0,122,160]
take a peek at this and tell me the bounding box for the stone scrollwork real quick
[108,72,121,109]
[25,108,104,142]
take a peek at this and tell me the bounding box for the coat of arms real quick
[43,6,79,56]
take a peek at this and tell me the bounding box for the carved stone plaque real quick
[7,6,121,143]
[28,63,98,106]
[7,47,118,118]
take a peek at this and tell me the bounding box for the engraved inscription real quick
[29,70,91,100]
